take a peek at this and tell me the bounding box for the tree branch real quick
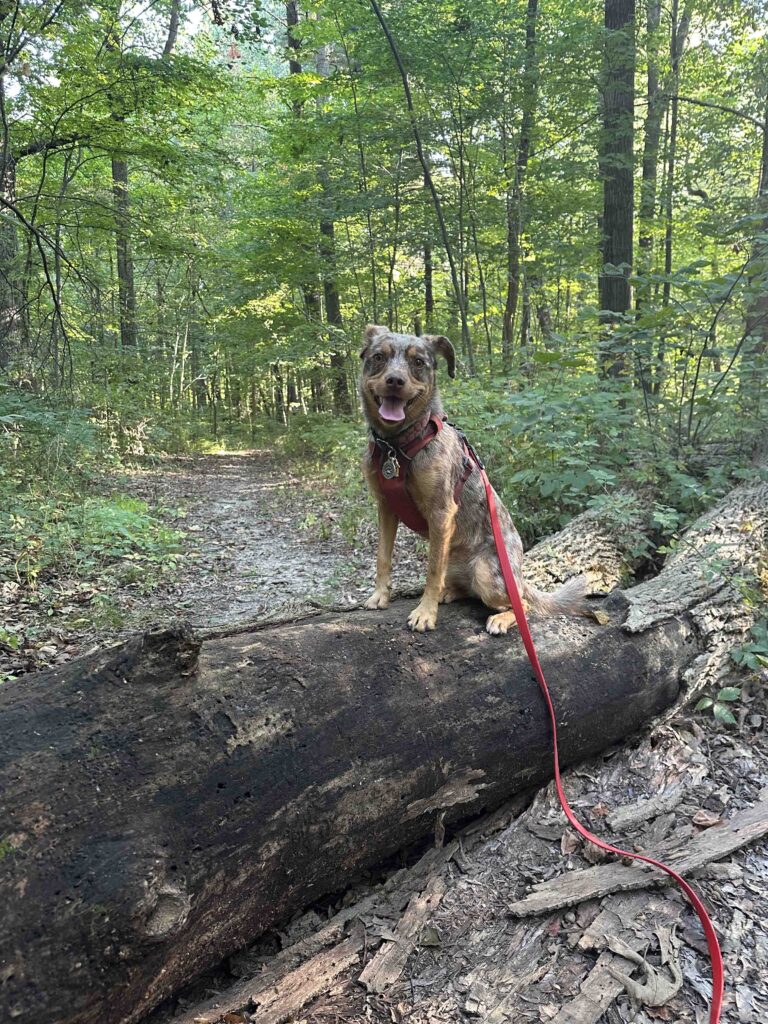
[671,94,765,131]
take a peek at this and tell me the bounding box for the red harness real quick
[371,415,724,1022]
[369,414,475,534]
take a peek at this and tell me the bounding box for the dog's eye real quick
[413,357,425,367]
[372,352,384,363]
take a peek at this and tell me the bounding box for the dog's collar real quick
[370,411,443,460]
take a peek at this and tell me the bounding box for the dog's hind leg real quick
[469,545,527,636]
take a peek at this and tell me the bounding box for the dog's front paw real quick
[408,602,438,632]
[364,589,390,610]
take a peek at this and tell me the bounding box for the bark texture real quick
[598,0,635,376]
[3,600,691,1024]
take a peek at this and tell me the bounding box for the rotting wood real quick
[247,931,366,1024]
[507,799,768,917]
[523,491,647,593]
[174,842,460,1024]
[551,894,684,1024]
[625,475,768,704]
[605,775,702,832]
[358,873,448,994]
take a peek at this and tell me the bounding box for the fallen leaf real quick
[583,841,609,864]
[692,809,721,828]
[561,830,581,855]
[420,925,441,947]
[606,934,683,1007]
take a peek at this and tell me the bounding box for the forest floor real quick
[3,451,767,1024]
[0,450,424,680]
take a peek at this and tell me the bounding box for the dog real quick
[360,324,586,633]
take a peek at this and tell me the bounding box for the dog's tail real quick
[522,574,590,617]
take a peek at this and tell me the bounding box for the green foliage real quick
[695,688,742,727]
[0,390,183,592]
[731,620,768,674]
[3,496,183,587]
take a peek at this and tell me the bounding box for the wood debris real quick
[550,894,684,1024]
[358,874,448,994]
[507,799,768,917]
[174,844,459,1024]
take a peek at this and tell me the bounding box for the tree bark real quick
[654,2,691,393]
[0,147,23,370]
[598,0,635,378]
[111,155,139,349]
[502,0,539,370]
[744,88,768,373]
[635,0,662,316]
[3,470,767,1024]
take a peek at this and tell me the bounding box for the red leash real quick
[481,468,724,1023]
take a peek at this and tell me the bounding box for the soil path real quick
[123,450,384,628]
[1,450,424,680]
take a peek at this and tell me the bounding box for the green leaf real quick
[694,697,714,711]
[713,704,737,726]
[716,687,741,702]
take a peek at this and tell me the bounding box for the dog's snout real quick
[385,373,405,388]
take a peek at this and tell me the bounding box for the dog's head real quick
[359,325,456,434]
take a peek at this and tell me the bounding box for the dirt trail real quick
[0,450,426,681]
[124,451,385,628]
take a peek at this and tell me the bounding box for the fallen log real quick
[2,602,687,1024]
[1,476,765,1024]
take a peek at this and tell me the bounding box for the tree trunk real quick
[163,0,181,58]
[635,0,662,317]
[315,44,351,416]
[655,2,691,392]
[598,0,635,378]
[502,0,539,371]
[424,241,434,329]
[112,155,138,349]
[286,7,350,415]
[0,148,23,371]
[3,472,766,1024]
[744,91,768,373]
[369,0,474,373]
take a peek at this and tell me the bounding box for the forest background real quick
[1,0,767,666]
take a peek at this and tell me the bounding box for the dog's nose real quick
[385,374,405,388]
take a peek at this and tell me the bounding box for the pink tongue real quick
[379,396,406,422]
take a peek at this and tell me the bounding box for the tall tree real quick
[598,0,635,378]
[502,0,540,371]
[635,0,662,315]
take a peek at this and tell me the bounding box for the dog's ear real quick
[424,334,456,379]
[361,323,386,359]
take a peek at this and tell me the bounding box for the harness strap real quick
[480,467,724,1024]
[371,415,474,536]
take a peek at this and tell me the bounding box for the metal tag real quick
[382,455,400,480]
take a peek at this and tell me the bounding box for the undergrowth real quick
[0,388,184,595]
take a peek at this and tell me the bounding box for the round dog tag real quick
[382,456,400,479]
